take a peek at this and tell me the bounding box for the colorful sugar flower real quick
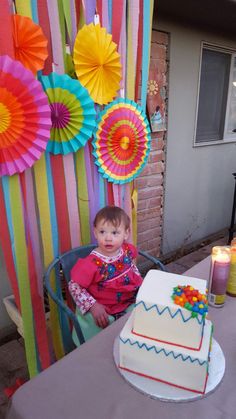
[172,285,208,318]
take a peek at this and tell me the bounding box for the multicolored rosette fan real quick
[40,73,96,155]
[92,98,151,184]
[0,55,51,176]
[172,285,208,318]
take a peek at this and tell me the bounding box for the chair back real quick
[60,244,96,283]
[44,244,166,353]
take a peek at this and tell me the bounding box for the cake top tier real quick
[136,270,207,310]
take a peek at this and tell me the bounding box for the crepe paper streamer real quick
[112,183,121,207]
[112,0,123,46]
[50,155,71,253]
[0,179,21,311]
[132,186,138,245]
[24,170,43,296]
[63,154,81,248]
[118,0,127,93]
[8,175,38,377]
[84,143,96,242]
[92,98,151,184]
[37,0,53,74]
[96,0,103,26]
[12,14,48,76]
[141,0,154,111]
[61,0,72,45]
[75,149,91,245]
[19,172,51,371]
[126,4,135,100]
[73,23,122,105]
[0,55,51,177]
[84,0,96,24]
[30,0,39,23]
[101,0,109,32]
[135,0,143,101]
[126,0,140,100]
[46,0,65,74]
[40,72,96,155]
[0,0,14,58]
[69,0,78,46]
[108,0,113,33]
[15,0,32,18]
[33,155,64,360]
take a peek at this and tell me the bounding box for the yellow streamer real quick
[34,155,64,360]
[126,5,135,100]
[132,186,138,246]
[15,0,32,18]
[9,175,38,377]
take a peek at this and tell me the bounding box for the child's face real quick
[94,219,129,257]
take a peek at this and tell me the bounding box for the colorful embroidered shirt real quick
[69,243,142,315]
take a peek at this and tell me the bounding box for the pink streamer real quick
[63,154,81,248]
[130,0,139,72]
[70,0,77,45]
[46,0,65,74]
[102,0,109,31]
[118,0,127,92]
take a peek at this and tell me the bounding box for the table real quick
[6,257,236,419]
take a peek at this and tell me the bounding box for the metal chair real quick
[44,244,166,351]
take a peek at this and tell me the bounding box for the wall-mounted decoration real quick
[92,98,151,184]
[147,65,166,132]
[40,72,96,155]
[12,14,48,75]
[0,55,51,176]
[73,23,122,105]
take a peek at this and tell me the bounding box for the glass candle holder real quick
[208,246,231,307]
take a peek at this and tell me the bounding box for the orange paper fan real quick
[12,14,48,75]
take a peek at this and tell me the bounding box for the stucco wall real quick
[153,17,236,254]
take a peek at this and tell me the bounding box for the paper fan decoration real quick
[0,55,51,177]
[92,99,151,184]
[40,72,96,155]
[12,14,48,75]
[73,23,122,105]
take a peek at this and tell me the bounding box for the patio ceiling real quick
[155,0,236,37]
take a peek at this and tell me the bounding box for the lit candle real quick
[208,246,230,307]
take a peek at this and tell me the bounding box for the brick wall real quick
[137,30,169,260]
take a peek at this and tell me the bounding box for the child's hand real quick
[89,302,109,328]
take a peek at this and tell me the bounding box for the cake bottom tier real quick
[119,314,213,394]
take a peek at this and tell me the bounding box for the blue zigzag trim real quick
[135,301,205,325]
[120,337,207,366]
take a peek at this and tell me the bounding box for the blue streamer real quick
[31,0,39,23]
[141,0,150,111]
[108,0,113,33]
[45,153,59,256]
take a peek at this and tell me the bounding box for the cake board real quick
[113,337,225,402]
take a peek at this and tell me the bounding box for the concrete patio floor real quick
[0,232,229,418]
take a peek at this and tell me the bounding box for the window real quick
[195,44,236,145]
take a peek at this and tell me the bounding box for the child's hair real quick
[93,206,130,230]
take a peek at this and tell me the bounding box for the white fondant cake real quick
[118,270,213,394]
[120,314,212,394]
[133,270,207,350]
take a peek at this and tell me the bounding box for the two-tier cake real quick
[118,270,213,394]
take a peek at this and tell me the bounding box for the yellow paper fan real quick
[73,23,122,105]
